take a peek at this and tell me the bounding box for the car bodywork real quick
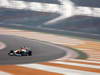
[8,48,32,56]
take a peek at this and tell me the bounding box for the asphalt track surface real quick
[0,35,69,65]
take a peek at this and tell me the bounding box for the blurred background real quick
[0,0,100,39]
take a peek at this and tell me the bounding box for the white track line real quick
[0,71,13,75]
[49,61,100,69]
[17,64,100,75]
[67,59,100,64]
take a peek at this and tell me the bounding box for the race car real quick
[8,47,32,56]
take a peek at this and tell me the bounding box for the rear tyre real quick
[28,51,32,56]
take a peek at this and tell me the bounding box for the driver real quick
[15,47,28,54]
[20,47,28,53]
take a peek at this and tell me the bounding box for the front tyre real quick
[8,52,14,56]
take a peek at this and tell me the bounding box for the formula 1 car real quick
[8,47,32,56]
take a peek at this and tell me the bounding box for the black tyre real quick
[28,51,32,56]
[8,50,14,56]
